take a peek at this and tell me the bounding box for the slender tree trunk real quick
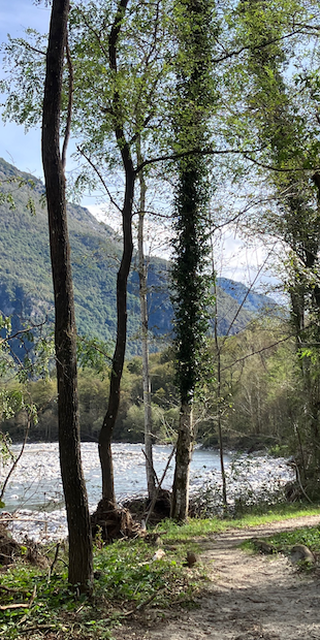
[98,159,134,502]
[98,0,135,504]
[42,0,92,591]
[213,277,227,509]
[137,140,156,500]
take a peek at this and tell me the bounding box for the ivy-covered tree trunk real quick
[171,161,212,519]
[42,0,93,591]
[170,0,218,518]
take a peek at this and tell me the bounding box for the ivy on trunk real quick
[171,0,218,520]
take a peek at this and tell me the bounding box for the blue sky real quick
[0,1,50,178]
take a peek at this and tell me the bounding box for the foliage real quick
[229,0,320,483]
[0,160,35,214]
[0,536,204,639]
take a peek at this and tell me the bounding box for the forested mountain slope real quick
[0,158,276,352]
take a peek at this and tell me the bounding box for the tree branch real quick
[242,154,319,173]
[61,30,74,171]
[76,146,122,213]
[0,415,31,503]
[221,333,295,372]
[0,318,47,347]
[135,145,268,174]
[212,28,309,64]
[77,8,109,59]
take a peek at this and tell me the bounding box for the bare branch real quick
[221,333,295,372]
[76,146,122,213]
[242,153,319,173]
[221,247,276,345]
[0,415,31,503]
[24,41,46,56]
[0,318,47,347]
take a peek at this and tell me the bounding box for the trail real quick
[114,515,320,640]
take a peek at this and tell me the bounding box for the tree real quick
[42,0,93,590]
[233,0,320,485]
[170,0,218,520]
[136,141,157,500]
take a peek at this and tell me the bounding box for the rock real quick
[186,551,198,567]
[290,544,316,564]
[251,537,275,554]
[152,548,166,561]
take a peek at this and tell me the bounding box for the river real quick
[0,443,293,541]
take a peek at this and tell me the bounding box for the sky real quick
[0,1,50,177]
[0,1,276,292]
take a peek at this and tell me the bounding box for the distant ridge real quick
[0,157,278,354]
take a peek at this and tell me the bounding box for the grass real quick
[255,525,320,552]
[155,502,320,543]
[0,501,319,639]
[241,521,320,566]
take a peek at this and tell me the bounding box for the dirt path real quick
[114,515,320,640]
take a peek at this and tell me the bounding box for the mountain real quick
[0,158,277,354]
[217,277,278,314]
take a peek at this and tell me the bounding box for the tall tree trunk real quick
[98,0,135,504]
[171,403,193,520]
[98,159,134,502]
[42,0,92,591]
[137,139,156,500]
[213,276,227,509]
[171,0,216,520]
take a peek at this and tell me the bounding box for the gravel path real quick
[114,515,320,640]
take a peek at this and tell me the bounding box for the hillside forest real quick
[2,0,320,589]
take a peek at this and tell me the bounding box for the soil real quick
[113,514,320,640]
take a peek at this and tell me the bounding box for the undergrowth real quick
[0,502,318,639]
[0,536,204,640]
